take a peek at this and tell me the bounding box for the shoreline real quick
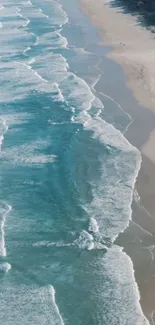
[79,0,155,324]
[80,0,155,115]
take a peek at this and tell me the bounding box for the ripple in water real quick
[0,0,149,324]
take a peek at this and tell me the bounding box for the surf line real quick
[0,118,12,257]
[48,285,65,325]
[0,204,12,257]
[15,61,48,83]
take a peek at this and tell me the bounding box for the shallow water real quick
[0,0,149,324]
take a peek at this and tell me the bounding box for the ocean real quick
[0,0,150,324]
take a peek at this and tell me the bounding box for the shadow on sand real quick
[109,0,155,31]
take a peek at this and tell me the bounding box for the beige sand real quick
[80,0,155,114]
[79,0,155,225]
[79,1,155,324]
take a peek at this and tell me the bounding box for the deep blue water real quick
[0,0,149,324]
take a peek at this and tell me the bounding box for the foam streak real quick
[48,285,65,325]
[0,204,12,257]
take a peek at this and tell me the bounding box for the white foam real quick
[35,0,69,26]
[0,6,69,101]
[88,217,99,233]
[0,284,65,325]
[16,8,23,19]
[23,19,30,27]
[52,82,65,102]
[0,262,11,272]
[46,285,65,325]
[81,113,141,242]
[75,230,94,250]
[34,71,48,83]
[48,120,66,125]
[134,188,141,203]
[0,2,149,325]
[31,53,68,84]
[34,36,39,45]
[33,238,106,250]
[23,46,31,53]
[0,6,18,18]
[28,57,36,64]
[2,140,57,166]
[33,240,73,247]
[1,18,27,30]
[0,112,31,127]
[0,27,36,56]
[36,31,68,49]
[100,246,150,325]
[35,49,141,245]
[16,5,52,20]
[52,59,141,244]
[0,107,11,259]
[94,242,108,250]
[21,154,56,164]
[38,7,49,19]
[16,60,47,83]
[60,72,95,112]
[56,1,69,26]
[16,0,69,27]
[0,204,12,257]
[72,46,132,132]
[0,0,141,247]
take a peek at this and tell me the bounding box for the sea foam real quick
[2,140,57,166]
[0,262,11,273]
[48,285,65,325]
[0,0,141,253]
[0,284,65,325]
[75,230,94,250]
[0,204,12,257]
[0,1,146,324]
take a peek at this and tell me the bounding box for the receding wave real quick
[0,203,12,257]
[0,284,65,325]
[0,1,147,325]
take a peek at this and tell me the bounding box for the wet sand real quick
[80,0,155,114]
[79,0,155,324]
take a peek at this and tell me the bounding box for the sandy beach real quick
[79,0,155,324]
[80,0,155,115]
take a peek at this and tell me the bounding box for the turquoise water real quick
[0,0,150,324]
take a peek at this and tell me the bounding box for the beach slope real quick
[80,0,155,114]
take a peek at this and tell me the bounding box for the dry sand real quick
[79,0,155,324]
[79,0,155,206]
[80,0,155,115]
